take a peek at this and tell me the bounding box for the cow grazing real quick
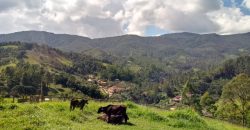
[97,105,129,123]
[70,99,88,111]
[97,114,124,124]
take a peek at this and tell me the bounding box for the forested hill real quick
[0,42,108,99]
[182,55,250,127]
[1,31,250,72]
[0,42,160,102]
[0,42,106,75]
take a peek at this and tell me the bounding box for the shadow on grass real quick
[123,122,135,126]
[106,122,136,126]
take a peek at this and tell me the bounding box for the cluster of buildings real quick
[87,75,126,97]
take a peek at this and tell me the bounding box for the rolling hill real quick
[1,31,250,72]
[0,42,108,99]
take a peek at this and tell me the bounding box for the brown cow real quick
[70,99,88,111]
[97,114,124,124]
[97,105,129,123]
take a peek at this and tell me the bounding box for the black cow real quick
[97,105,129,123]
[70,99,88,111]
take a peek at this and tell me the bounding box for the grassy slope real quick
[0,101,248,130]
[0,44,18,71]
[25,49,73,67]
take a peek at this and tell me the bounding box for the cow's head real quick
[97,107,105,113]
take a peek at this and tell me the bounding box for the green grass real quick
[0,45,19,49]
[25,50,73,67]
[56,57,73,67]
[0,101,248,130]
[128,64,141,73]
[25,51,40,64]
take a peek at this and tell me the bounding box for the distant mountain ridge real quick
[1,31,250,71]
[0,31,92,52]
[1,31,250,52]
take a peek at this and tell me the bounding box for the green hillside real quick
[0,42,108,99]
[1,42,250,128]
[0,100,248,130]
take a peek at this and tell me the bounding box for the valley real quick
[0,31,250,128]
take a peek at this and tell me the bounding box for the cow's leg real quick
[107,114,111,123]
[123,113,128,123]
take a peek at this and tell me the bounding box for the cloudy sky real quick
[0,0,250,38]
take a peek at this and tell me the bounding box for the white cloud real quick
[243,0,250,9]
[121,0,221,35]
[0,0,250,37]
[208,7,250,34]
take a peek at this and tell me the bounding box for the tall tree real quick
[220,74,250,126]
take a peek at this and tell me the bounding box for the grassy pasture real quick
[0,100,248,130]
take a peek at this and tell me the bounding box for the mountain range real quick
[1,31,250,72]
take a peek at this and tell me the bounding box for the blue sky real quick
[1,0,250,38]
[223,0,250,14]
[145,26,168,36]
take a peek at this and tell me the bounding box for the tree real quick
[200,92,216,116]
[182,79,203,114]
[182,80,192,105]
[0,86,8,97]
[200,92,211,107]
[11,85,36,99]
[220,74,250,126]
